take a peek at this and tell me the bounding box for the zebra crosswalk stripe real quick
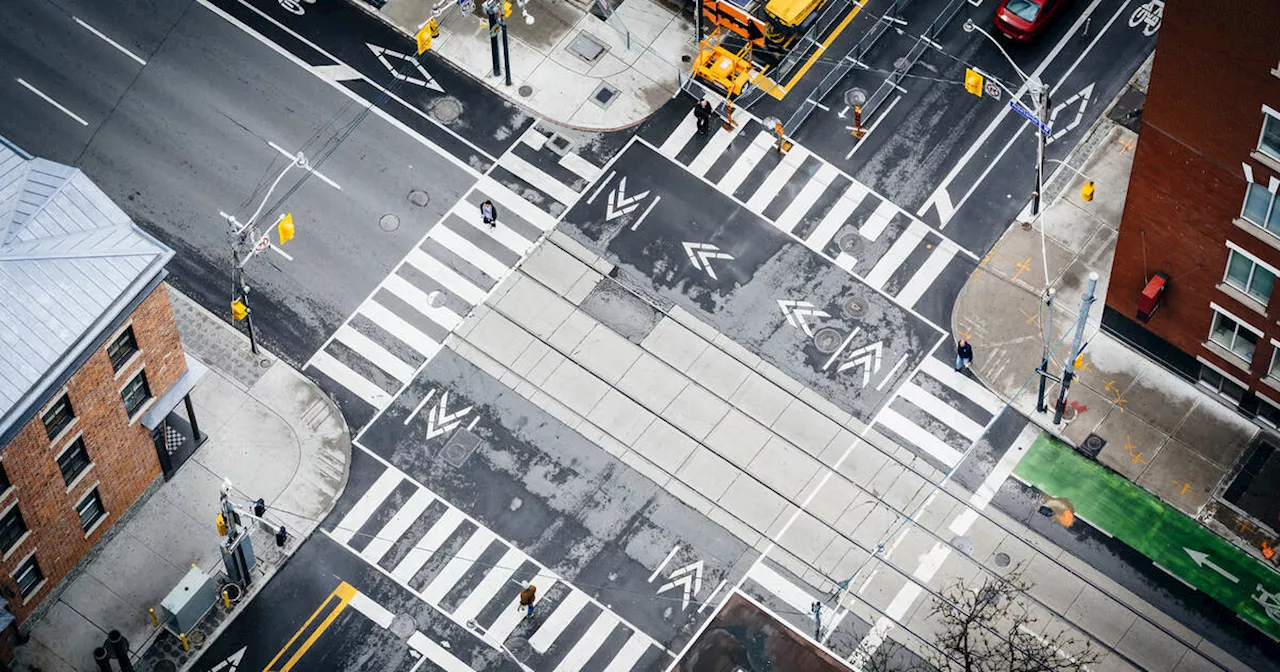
[358,300,441,359]
[309,349,394,410]
[333,324,418,384]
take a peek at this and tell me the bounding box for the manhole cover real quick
[590,84,619,109]
[259,358,272,369]
[187,630,206,647]
[380,214,401,232]
[1079,433,1106,459]
[547,134,573,156]
[894,57,909,70]
[518,84,533,97]
[152,662,178,672]
[566,32,608,63]
[994,552,1011,567]
[408,190,430,207]
[977,584,1001,607]
[813,327,843,353]
[844,88,867,107]
[505,637,534,661]
[951,535,974,555]
[841,297,868,319]
[440,429,483,468]
[391,613,416,639]
[429,98,463,124]
[838,232,860,254]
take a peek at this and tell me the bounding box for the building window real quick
[1271,347,1280,379]
[0,506,27,555]
[0,462,10,494]
[1261,107,1280,161]
[1199,364,1247,403]
[106,326,139,372]
[75,489,106,533]
[1258,397,1280,429]
[41,394,75,440]
[57,438,91,486]
[1224,247,1277,305]
[1242,182,1279,233]
[1209,307,1261,362]
[121,371,151,418]
[14,555,44,598]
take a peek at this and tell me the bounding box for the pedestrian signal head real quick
[278,213,295,244]
[964,68,984,97]
[231,300,248,321]
[216,513,228,537]
[503,0,512,16]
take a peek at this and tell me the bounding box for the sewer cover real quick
[441,429,483,468]
[1078,433,1106,459]
[408,189,430,207]
[152,662,178,672]
[978,584,1002,607]
[546,134,574,156]
[429,98,463,124]
[591,83,619,108]
[844,88,867,107]
[813,327,843,353]
[380,214,401,232]
[951,535,974,555]
[994,552,1011,567]
[841,297,868,319]
[518,84,534,97]
[838,232,860,254]
[566,32,607,63]
[894,57,909,70]
[391,613,416,639]
[505,637,534,661]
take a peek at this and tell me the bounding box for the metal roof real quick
[0,136,174,442]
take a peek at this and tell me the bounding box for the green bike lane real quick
[1014,434,1280,642]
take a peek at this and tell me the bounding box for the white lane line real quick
[805,181,867,251]
[747,563,817,615]
[876,407,965,467]
[267,141,342,190]
[744,145,809,211]
[528,589,589,653]
[333,324,417,383]
[331,468,402,545]
[360,300,441,358]
[361,488,434,565]
[349,590,395,628]
[774,163,839,234]
[500,152,580,207]
[309,350,393,410]
[630,195,661,231]
[648,546,680,583]
[897,379,986,441]
[421,528,498,604]
[407,631,476,672]
[552,610,619,672]
[717,131,774,195]
[390,508,467,583]
[73,17,147,65]
[453,545,526,623]
[15,79,89,126]
[894,241,957,308]
[862,220,927,289]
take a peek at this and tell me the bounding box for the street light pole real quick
[1054,272,1099,424]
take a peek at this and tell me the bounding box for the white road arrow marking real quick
[1047,82,1094,145]
[777,300,831,337]
[366,43,444,92]
[424,390,474,440]
[837,105,850,119]
[837,341,884,387]
[682,242,734,280]
[656,560,704,610]
[206,646,245,672]
[605,176,651,221]
[1184,548,1239,583]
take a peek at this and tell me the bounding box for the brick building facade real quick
[1103,0,1280,423]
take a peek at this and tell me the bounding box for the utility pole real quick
[1053,272,1098,424]
[486,2,501,78]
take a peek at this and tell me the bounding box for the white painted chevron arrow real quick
[1047,82,1094,145]
[207,647,245,672]
[777,300,830,337]
[682,242,734,280]
[425,390,473,439]
[605,176,651,221]
[837,341,884,386]
[656,560,704,610]
[367,43,444,92]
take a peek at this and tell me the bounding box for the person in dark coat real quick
[518,584,537,618]
[955,338,974,371]
[694,99,714,135]
[481,200,498,228]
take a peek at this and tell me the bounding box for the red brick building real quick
[0,137,205,630]
[1103,0,1280,423]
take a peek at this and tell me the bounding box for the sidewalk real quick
[369,0,695,129]
[12,289,351,672]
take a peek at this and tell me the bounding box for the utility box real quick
[159,567,216,634]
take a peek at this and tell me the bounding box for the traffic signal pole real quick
[1032,83,1054,414]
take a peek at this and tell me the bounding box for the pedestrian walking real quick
[480,200,498,228]
[955,338,974,371]
[518,584,537,619]
[694,98,713,135]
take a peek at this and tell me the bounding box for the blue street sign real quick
[1009,100,1052,136]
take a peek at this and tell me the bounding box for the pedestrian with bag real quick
[518,584,537,619]
[694,98,714,135]
[481,200,498,228]
[955,338,974,371]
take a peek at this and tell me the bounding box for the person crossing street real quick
[518,584,537,619]
[956,338,974,371]
[481,200,498,228]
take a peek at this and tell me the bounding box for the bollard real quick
[93,647,112,672]
[149,608,158,627]
[179,633,190,652]
[108,629,134,672]
[223,589,232,609]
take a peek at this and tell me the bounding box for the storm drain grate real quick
[591,83,620,109]
[440,428,482,468]
[546,134,574,156]
[566,32,608,63]
[1078,433,1106,460]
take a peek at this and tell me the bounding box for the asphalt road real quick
[0,0,523,366]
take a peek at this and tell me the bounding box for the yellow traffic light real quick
[1081,181,1095,202]
[503,1,512,17]
[216,513,228,537]
[964,68,984,97]
[231,300,248,321]
[278,212,295,244]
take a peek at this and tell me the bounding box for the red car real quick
[993,0,1068,41]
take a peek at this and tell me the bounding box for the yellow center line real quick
[766,0,868,100]
[265,581,357,672]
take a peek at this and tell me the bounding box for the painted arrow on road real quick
[605,176,651,221]
[425,390,473,439]
[206,646,245,672]
[777,300,830,337]
[1184,548,1240,583]
[837,341,884,386]
[367,43,444,92]
[656,560,704,610]
[1048,83,1094,145]
[682,242,734,280]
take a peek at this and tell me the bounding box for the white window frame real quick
[1223,241,1280,305]
[1197,355,1249,403]
[1241,174,1280,230]
[1208,302,1264,362]
[1271,338,1280,379]
[1261,105,1280,162]
[1257,391,1280,429]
